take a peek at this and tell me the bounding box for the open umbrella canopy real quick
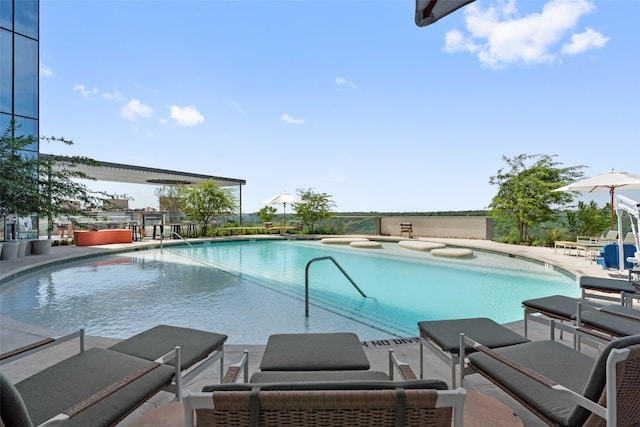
[262,192,299,206]
[415,0,476,27]
[262,192,300,228]
[555,170,640,228]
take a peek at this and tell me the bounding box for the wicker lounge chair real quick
[184,381,466,427]
[184,349,467,427]
[461,331,640,427]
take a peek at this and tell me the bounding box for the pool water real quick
[0,240,578,344]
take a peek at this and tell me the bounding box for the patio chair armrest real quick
[461,335,558,388]
[0,330,85,366]
[388,349,417,380]
[222,350,249,383]
[38,350,181,427]
[575,326,614,342]
[600,307,640,322]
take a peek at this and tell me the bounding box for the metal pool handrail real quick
[305,256,370,317]
[160,231,193,253]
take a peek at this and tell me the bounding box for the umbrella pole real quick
[610,188,615,230]
[283,203,287,233]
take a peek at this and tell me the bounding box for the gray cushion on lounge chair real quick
[203,379,448,393]
[0,373,33,427]
[468,340,594,426]
[580,276,636,294]
[469,334,640,426]
[108,324,227,370]
[259,333,370,371]
[577,307,640,337]
[522,295,586,319]
[250,370,391,383]
[418,318,529,354]
[15,348,175,427]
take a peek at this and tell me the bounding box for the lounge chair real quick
[107,324,228,392]
[575,302,640,339]
[522,294,640,342]
[580,276,636,304]
[0,325,228,427]
[461,330,640,426]
[523,295,602,338]
[184,349,467,427]
[1,347,180,427]
[257,332,370,372]
[577,230,619,245]
[418,318,530,387]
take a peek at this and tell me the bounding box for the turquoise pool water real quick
[0,240,578,344]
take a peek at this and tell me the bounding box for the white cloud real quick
[73,84,98,98]
[169,105,205,127]
[40,63,53,77]
[281,113,305,124]
[561,28,610,55]
[102,90,126,102]
[336,76,356,88]
[444,0,604,68]
[121,99,153,120]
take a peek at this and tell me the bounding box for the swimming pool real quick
[0,239,578,344]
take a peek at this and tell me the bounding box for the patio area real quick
[0,236,632,426]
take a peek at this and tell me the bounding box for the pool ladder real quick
[304,256,371,317]
[160,231,193,253]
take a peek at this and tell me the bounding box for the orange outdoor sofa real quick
[74,229,132,246]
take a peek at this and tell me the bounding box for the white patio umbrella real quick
[554,170,640,229]
[262,191,299,228]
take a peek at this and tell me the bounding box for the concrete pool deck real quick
[0,236,631,426]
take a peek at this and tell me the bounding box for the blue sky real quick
[38,0,639,213]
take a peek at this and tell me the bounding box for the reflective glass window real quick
[15,0,37,39]
[0,0,12,31]
[0,28,11,114]
[14,34,37,118]
[14,115,37,151]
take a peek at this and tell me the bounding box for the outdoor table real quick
[554,240,578,255]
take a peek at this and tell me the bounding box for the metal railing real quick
[160,231,193,252]
[304,256,371,317]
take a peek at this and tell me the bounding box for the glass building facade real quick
[1,0,39,239]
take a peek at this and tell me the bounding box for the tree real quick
[488,154,584,243]
[182,179,237,236]
[1,121,123,239]
[0,122,39,225]
[257,206,277,224]
[294,188,336,233]
[566,201,611,237]
[38,151,125,239]
[155,185,185,221]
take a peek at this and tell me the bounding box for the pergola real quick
[40,154,247,223]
